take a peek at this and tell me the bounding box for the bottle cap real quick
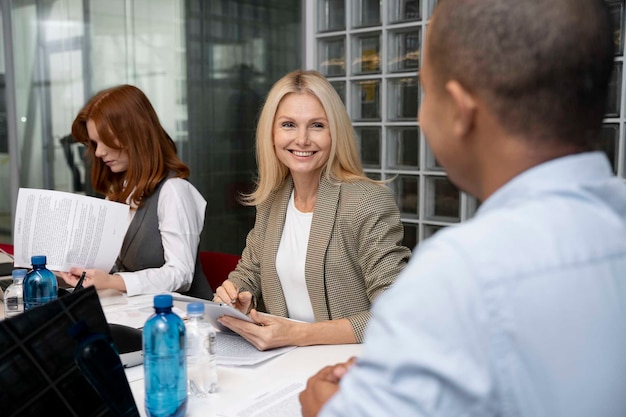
[31,255,47,265]
[12,268,27,280]
[153,294,173,309]
[187,302,205,315]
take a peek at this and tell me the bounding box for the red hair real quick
[71,84,189,206]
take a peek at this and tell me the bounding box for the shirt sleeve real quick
[119,178,207,296]
[320,235,496,417]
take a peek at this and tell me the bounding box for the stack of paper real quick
[216,332,297,366]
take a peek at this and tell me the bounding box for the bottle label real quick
[6,297,20,309]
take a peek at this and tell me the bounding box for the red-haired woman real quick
[59,84,212,299]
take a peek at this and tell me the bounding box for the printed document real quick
[219,381,304,417]
[12,188,129,272]
[216,332,297,366]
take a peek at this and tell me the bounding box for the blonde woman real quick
[214,70,411,350]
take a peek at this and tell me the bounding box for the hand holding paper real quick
[12,188,129,272]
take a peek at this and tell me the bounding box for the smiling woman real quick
[273,93,332,211]
[212,70,412,351]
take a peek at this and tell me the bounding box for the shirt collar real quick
[476,151,614,216]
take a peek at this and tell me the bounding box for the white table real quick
[0,288,361,416]
[98,290,362,417]
[126,343,361,417]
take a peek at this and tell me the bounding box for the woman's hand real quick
[219,311,357,349]
[58,267,126,291]
[213,280,253,314]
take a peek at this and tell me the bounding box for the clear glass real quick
[388,77,419,120]
[353,0,381,27]
[424,142,444,171]
[188,2,302,254]
[424,176,460,222]
[402,222,418,250]
[387,127,419,169]
[390,175,419,219]
[423,224,445,240]
[318,0,345,32]
[596,123,620,174]
[352,33,381,74]
[0,6,9,244]
[388,0,421,23]
[185,305,218,397]
[608,0,624,55]
[355,127,381,168]
[388,29,420,72]
[318,37,346,76]
[4,0,301,255]
[606,63,622,117]
[9,0,187,216]
[330,81,346,104]
[353,79,381,120]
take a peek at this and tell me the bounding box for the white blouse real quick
[275,191,315,322]
[117,178,206,296]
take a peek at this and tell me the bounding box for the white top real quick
[117,178,207,296]
[275,191,315,322]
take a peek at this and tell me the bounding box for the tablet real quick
[203,301,255,333]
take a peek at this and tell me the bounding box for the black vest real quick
[112,177,213,299]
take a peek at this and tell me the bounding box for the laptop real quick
[0,286,140,417]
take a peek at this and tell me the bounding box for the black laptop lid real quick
[0,286,140,417]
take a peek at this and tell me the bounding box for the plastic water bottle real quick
[143,294,187,417]
[185,302,218,396]
[23,255,58,310]
[68,320,139,417]
[3,268,27,317]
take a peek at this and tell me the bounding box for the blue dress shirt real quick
[321,152,626,417]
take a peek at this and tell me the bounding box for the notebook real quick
[0,286,140,417]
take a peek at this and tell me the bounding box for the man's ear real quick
[445,80,477,138]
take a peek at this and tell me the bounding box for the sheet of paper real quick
[218,381,304,417]
[12,188,129,272]
[216,332,297,366]
[103,293,186,329]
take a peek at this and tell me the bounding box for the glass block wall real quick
[602,0,626,177]
[310,0,472,250]
[309,0,626,250]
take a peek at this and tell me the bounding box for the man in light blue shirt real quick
[299,0,626,416]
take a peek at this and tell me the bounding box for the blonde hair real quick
[242,70,377,206]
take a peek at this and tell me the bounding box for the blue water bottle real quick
[143,294,187,417]
[23,255,58,310]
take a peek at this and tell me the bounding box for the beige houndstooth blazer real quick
[228,175,411,342]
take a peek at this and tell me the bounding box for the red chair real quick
[199,251,241,292]
[0,243,14,255]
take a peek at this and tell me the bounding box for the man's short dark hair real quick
[429,0,614,148]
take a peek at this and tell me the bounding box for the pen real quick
[75,271,87,291]
[231,287,244,304]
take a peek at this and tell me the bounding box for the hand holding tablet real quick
[203,301,256,333]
